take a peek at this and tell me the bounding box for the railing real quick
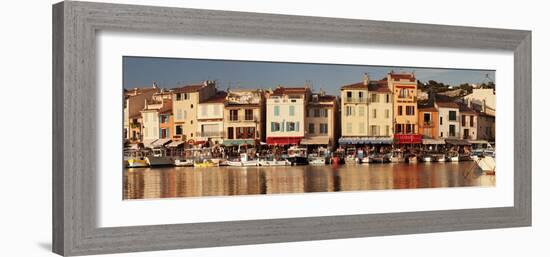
[228,115,259,122]
[195,131,225,137]
[423,121,433,127]
[344,97,368,104]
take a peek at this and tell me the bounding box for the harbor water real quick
[124,162,495,200]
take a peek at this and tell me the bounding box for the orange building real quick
[418,105,439,139]
[158,99,173,139]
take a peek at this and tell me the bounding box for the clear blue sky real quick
[123,56,495,95]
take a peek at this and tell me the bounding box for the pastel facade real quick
[435,101,461,139]
[459,105,478,140]
[340,79,369,137]
[387,72,418,135]
[463,88,496,115]
[367,81,393,137]
[266,87,310,145]
[197,92,227,145]
[477,113,495,141]
[171,81,216,142]
[223,89,265,145]
[418,105,439,139]
[140,97,172,143]
[123,84,158,142]
[304,92,338,149]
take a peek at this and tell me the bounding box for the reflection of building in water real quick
[264,167,305,194]
[176,170,203,197]
[142,170,161,199]
[124,171,144,199]
[201,168,229,196]
[303,168,335,193]
[160,170,177,198]
[337,166,370,191]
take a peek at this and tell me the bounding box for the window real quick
[358,106,365,116]
[291,99,296,103]
[395,124,402,134]
[308,123,315,134]
[176,109,182,120]
[183,110,187,120]
[323,108,328,117]
[227,127,234,139]
[371,93,378,103]
[144,113,148,122]
[287,122,299,132]
[358,91,364,99]
[201,105,207,116]
[385,125,390,136]
[371,125,379,136]
[406,106,415,115]
[230,110,238,121]
[449,124,456,137]
[289,106,295,116]
[424,113,431,123]
[346,106,354,116]
[385,109,390,118]
[190,104,193,109]
[320,123,328,134]
[346,122,352,133]
[175,125,182,135]
[359,123,365,134]
[184,93,189,100]
[245,109,254,120]
[176,93,182,101]
[213,105,220,116]
[398,89,408,98]
[346,91,352,101]
[271,122,281,132]
[386,94,390,103]
[461,115,466,126]
[274,106,280,116]
[470,115,474,127]
[449,110,457,121]
[373,109,377,118]
[314,108,320,117]
[398,106,403,115]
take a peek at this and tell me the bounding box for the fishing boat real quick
[433,153,446,162]
[174,159,194,167]
[474,155,496,173]
[407,153,418,163]
[258,158,291,166]
[446,150,460,162]
[145,147,173,166]
[421,154,433,162]
[308,157,326,165]
[287,146,309,165]
[390,150,405,163]
[227,153,259,167]
[124,149,149,168]
[193,159,220,168]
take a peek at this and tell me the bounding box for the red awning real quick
[267,137,302,146]
[394,134,422,144]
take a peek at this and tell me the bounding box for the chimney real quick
[152,81,158,89]
[482,99,486,112]
[363,73,370,85]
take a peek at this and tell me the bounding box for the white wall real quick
[1,1,548,257]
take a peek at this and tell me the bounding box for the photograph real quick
[122,57,496,200]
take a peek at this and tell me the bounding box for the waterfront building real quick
[266,86,310,146]
[303,91,338,150]
[434,100,461,139]
[123,83,159,143]
[339,76,369,143]
[459,104,478,140]
[387,72,421,144]
[418,104,439,139]
[477,112,495,141]
[140,97,172,146]
[367,79,393,138]
[197,91,227,145]
[223,89,266,146]
[171,81,217,143]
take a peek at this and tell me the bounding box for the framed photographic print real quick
[52,1,531,256]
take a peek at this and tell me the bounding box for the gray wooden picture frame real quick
[52,1,531,256]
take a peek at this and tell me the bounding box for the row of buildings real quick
[123,72,495,150]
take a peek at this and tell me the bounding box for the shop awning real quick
[394,134,422,144]
[151,138,171,147]
[143,139,157,148]
[167,140,185,148]
[445,139,471,146]
[338,137,393,145]
[222,139,256,146]
[468,140,488,145]
[422,139,445,145]
[267,137,302,146]
[300,137,330,145]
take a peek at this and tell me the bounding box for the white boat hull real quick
[475,156,496,172]
[146,156,173,166]
[174,159,194,167]
[259,160,290,166]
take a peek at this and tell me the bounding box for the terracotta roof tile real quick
[341,82,368,90]
[389,73,416,82]
[200,91,227,104]
[171,84,204,93]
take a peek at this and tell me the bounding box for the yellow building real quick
[304,91,338,149]
[223,89,265,146]
[171,81,216,143]
[387,72,420,144]
[197,92,227,145]
[340,77,369,138]
[123,83,158,143]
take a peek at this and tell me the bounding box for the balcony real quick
[344,97,368,104]
[228,115,259,122]
[196,131,225,138]
[422,121,433,127]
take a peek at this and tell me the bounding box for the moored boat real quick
[174,159,194,167]
[308,157,326,165]
[475,155,496,173]
[145,147,173,166]
[407,154,418,164]
[390,150,405,163]
[446,150,459,162]
[433,154,446,162]
[193,159,220,168]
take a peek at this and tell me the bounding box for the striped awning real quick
[445,139,471,146]
[300,137,329,145]
[166,140,185,148]
[422,139,446,145]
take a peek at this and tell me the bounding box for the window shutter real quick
[296,122,299,132]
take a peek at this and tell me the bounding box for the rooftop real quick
[389,72,416,82]
[200,91,228,104]
[271,86,309,96]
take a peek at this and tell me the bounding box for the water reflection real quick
[123,162,495,200]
